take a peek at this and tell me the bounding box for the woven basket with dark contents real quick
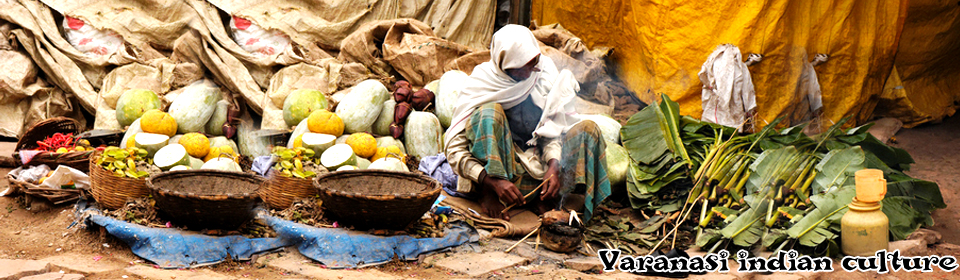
[260,169,318,210]
[147,170,264,230]
[13,117,95,172]
[89,152,150,210]
[314,170,441,230]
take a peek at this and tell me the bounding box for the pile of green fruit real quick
[96,147,158,178]
[271,147,326,178]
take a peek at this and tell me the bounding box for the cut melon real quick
[375,137,406,154]
[404,112,443,159]
[578,114,622,145]
[436,70,468,127]
[335,80,389,133]
[320,144,356,169]
[201,157,242,172]
[367,157,409,172]
[133,133,170,157]
[169,165,191,171]
[606,144,630,187]
[205,100,230,136]
[301,133,336,154]
[168,80,220,134]
[119,118,143,149]
[336,165,358,171]
[356,158,371,169]
[154,144,190,170]
[288,118,310,149]
[372,99,396,136]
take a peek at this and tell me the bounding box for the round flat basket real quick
[146,170,264,230]
[14,117,94,172]
[260,169,318,210]
[313,170,441,230]
[88,152,150,210]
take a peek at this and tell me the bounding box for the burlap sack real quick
[0,18,84,138]
[340,19,473,86]
[0,49,83,138]
[9,0,205,113]
[208,0,494,51]
[383,33,474,86]
[339,19,434,80]
[444,50,489,75]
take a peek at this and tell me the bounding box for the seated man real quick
[443,25,610,222]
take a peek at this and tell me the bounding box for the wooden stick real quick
[501,175,554,214]
[506,226,540,253]
[535,231,541,251]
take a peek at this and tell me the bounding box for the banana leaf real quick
[654,94,691,167]
[839,133,914,171]
[745,147,800,195]
[785,186,856,247]
[882,196,931,240]
[621,105,669,164]
[720,202,767,247]
[810,147,865,194]
[813,116,852,150]
[696,228,722,248]
[762,229,788,249]
[886,174,946,210]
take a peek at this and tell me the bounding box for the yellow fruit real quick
[371,145,403,162]
[126,133,138,148]
[204,146,220,162]
[292,134,304,148]
[56,147,68,153]
[74,146,85,152]
[140,109,178,137]
[179,133,210,158]
[307,110,344,136]
[345,133,377,159]
[38,177,47,184]
[204,145,237,162]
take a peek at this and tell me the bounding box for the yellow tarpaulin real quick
[876,0,960,128]
[533,0,916,127]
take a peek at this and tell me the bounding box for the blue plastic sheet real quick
[82,213,292,268]
[77,202,479,269]
[260,211,479,268]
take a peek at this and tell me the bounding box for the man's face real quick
[505,55,540,82]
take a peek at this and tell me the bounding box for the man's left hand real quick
[542,159,561,200]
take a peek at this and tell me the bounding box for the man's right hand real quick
[482,174,524,207]
[479,171,523,220]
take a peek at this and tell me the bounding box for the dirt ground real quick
[891,115,960,245]
[1,115,958,280]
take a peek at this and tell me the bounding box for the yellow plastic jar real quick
[841,169,888,257]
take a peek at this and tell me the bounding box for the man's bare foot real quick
[480,190,509,220]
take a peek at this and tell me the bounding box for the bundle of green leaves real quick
[618,94,944,257]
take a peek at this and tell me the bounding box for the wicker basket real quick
[13,117,96,172]
[4,173,82,205]
[88,152,150,210]
[146,170,264,230]
[260,169,318,209]
[314,170,441,230]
